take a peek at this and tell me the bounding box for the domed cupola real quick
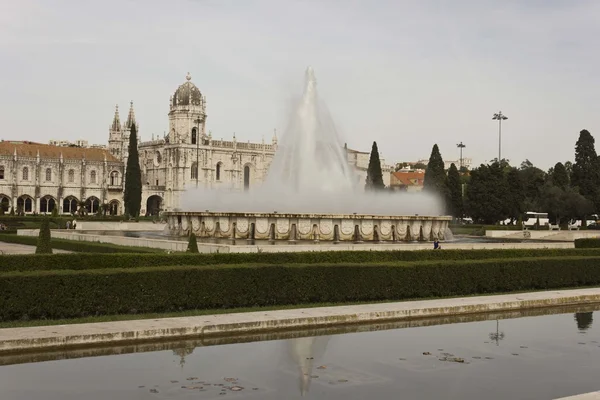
[172,72,204,107]
[167,72,207,145]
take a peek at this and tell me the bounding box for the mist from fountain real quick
[180,67,444,216]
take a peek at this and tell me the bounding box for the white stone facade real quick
[0,142,124,215]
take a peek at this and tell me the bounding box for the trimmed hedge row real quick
[2,256,600,321]
[3,248,600,272]
[0,234,161,254]
[575,238,600,248]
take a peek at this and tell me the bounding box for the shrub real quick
[575,238,600,248]
[2,247,600,272]
[2,256,600,321]
[187,233,199,253]
[0,233,160,254]
[35,219,52,254]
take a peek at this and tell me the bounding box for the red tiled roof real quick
[392,171,425,187]
[0,141,118,162]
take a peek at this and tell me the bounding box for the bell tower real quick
[168,72,207,145]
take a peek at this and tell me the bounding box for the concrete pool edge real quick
[1,288,600,354]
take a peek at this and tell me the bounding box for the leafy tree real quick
[423,144,448,206]
[572,129,600,207]
[35,218,53,254]
[365,141,385,190]
[564,161,574,181]
[124,124,142,217]
[187,233,199,253]
[505,167,525,223]
[540,184,593,226]
[413,162,427,170]
[447,163,463,219]
[465,163,508,224]
[518,161,547,210]
[550,162,569,189]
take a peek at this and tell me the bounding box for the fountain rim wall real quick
[165,211,452,221]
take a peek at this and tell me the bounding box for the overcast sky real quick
[2,0,599,169]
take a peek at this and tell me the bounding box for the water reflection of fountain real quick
[288,336,330,396]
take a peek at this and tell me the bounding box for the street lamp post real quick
[456,142,466,169]
[492,111,508,163]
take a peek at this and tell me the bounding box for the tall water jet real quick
[265,66,355,193]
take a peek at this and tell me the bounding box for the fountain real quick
[165,67,451,242]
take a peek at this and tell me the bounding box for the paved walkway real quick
[1,288,600,353]
[0,242,71,254]
[556,392,600,399]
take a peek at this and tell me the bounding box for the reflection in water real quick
[288,336,330,396]
[172,344,195,367]
[575,312,593,331]
[489,320,506,345]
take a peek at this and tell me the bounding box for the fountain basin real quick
[165,212,451,242]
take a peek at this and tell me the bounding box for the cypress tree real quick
[424,144,449,205]
[35,218,53,254]
[365,141,385,190]
[572,129,599,203]
[447,163,463,219]
[124,124,142,217]
[187,233,199,253]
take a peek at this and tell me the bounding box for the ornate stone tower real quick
[122,101,139,163]
[168,72,207,145]
[108,105,124,160]
[108,102,139,162]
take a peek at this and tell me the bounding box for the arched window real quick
[17,196,33,213]
[45,168,52,181]
[216,162,222,181]
[0,195,10,213]
[109,200,120,216]
[191,162,198,180]
[191,127,197,145]
[110,171,119,185]
[0,166,5,180]
[90,170,97,184]
[68,169,75,183]
[63,196,78,214]
[22,167,29,181]
[85,197,100,214]
[40,196,56,214]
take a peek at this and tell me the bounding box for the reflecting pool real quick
[1,305,599,399]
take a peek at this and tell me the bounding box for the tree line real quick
[421,130,600,225]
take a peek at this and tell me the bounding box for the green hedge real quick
[2,256,600,321]
[3,248,600,272]
[0,234,161,254]
[575,238,600,248]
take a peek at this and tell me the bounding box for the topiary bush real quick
[35,218,53,254]
[187,233,199,253]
